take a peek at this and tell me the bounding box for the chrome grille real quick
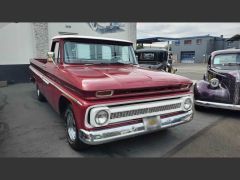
[110,103,181,119]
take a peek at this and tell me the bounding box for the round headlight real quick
[95,110,109,125]
[183,98,192,111]
[210,78,219,88]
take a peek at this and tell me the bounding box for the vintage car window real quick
[142,53,155,60]
[64,41,136,64]
[213,54,240,67]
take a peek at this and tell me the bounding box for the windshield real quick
[64,41,137,64]
[213,53,240,68]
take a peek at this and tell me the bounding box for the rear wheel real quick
[36,85,46,102]
[64,105,89,151]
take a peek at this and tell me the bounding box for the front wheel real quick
[64,105,89,151]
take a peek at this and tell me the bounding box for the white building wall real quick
[0,22,136,65]
[0,23,35,65]
[48,23,136,48]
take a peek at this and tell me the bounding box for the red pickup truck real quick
[29,35,194,150]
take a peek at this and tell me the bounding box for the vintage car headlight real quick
[183,98,192,111]
[89,107,110,127]
[210,78,219,88]
[95,110,109,125]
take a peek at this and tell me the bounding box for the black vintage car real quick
[194,49,240,111]
[135,48,176,73]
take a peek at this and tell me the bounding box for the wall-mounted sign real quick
[88,22,125,34]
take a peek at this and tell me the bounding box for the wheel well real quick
[59,96,71,117]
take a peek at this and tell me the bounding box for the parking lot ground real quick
[175,63,207,80]
[169,115,240,157]
[0,63,239,157]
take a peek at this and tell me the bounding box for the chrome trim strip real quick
[195,100,240,110]
[42,77,49,85]
[30,65,82,106]
[79,110,193,145]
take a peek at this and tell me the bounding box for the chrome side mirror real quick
[47,52,54,62]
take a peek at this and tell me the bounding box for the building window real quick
[184,40,192,45]
[175,40,180,46]
[196,39,202,45]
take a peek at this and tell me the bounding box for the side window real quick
[54,42,60,63]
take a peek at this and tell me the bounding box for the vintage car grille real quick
[110,103,181,119]
[88,95,192,126]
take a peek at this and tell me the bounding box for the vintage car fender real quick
[194,80,230,103]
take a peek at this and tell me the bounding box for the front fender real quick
[194,80,231,103]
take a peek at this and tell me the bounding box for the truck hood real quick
[63,65,192,91]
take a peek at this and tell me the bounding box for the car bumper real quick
[195,100,240,110]
[78,110,193,145]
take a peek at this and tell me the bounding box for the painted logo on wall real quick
[88,22,125,34]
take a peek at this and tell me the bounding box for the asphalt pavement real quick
[169,113,240,157]
[175,63,206,81]
[0,63,240,157]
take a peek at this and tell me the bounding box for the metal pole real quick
[167,41,170,61]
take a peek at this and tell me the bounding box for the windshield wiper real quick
[96,61,133,65]
[110,61,132,65]
[94,62,131,65]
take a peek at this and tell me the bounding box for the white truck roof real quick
[52,35,133,44]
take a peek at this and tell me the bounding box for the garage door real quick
[181,51,195,63]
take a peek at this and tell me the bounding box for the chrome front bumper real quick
[195,100,240,110]
[79,110,193,145]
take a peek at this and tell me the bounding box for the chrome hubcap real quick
[66,111,77,141]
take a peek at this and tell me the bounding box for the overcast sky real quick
[137,23,240,39]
